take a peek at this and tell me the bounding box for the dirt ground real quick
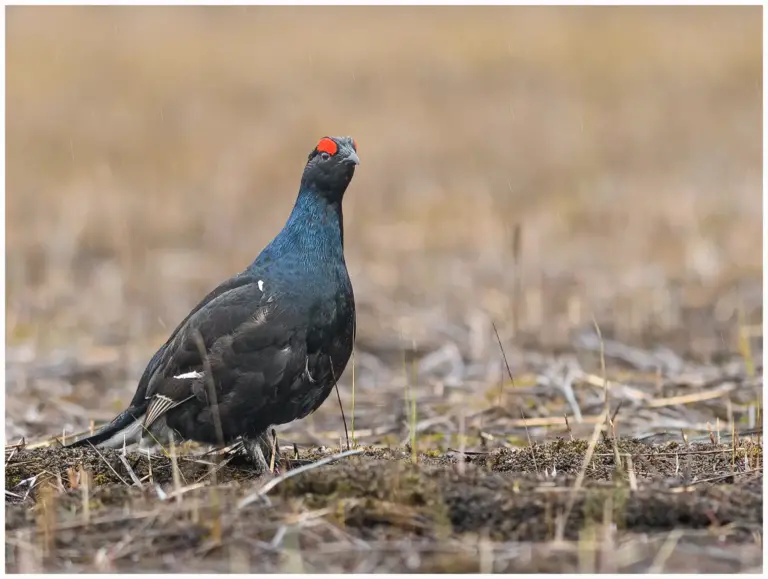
[5,437,763,572]
[4,5,763,574]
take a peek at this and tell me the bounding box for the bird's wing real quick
[127,271,255,408]
[142,276,307,426]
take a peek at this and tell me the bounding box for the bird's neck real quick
[257,188,345,268]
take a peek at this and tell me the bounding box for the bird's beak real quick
[344,150,360,166]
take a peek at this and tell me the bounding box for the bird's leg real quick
[242,429,280,475]
[242,436,270,475]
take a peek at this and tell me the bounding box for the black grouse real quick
[68,136,359,473]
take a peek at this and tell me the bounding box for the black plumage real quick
[67,136,359,472]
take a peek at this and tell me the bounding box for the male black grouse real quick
[68,136,359,473]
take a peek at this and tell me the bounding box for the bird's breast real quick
[302,271,354,358]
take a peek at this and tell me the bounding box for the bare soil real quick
[5,438,763,572]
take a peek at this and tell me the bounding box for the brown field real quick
[4,5,763,573]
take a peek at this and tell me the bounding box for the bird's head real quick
[301,136,359,202]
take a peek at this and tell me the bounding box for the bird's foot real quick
[242,429,281,476]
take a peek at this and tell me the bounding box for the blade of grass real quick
[86,441,130,487]
[555,408,608,542]
[330,355,350,452]
[351,347,357,447]
[493,321,538,472]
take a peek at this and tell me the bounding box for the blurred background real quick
[5,6,762,445]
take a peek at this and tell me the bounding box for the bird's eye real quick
[320,152,330,161]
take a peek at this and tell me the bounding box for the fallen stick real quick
[238,449,362,509]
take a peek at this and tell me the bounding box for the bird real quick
[67,135,360,473]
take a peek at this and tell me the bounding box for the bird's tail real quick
[65,405,148,449]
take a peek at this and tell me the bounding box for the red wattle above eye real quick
[316,138,338,156]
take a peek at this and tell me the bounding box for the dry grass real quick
[5,439,764,572]
[4,5,763,573]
